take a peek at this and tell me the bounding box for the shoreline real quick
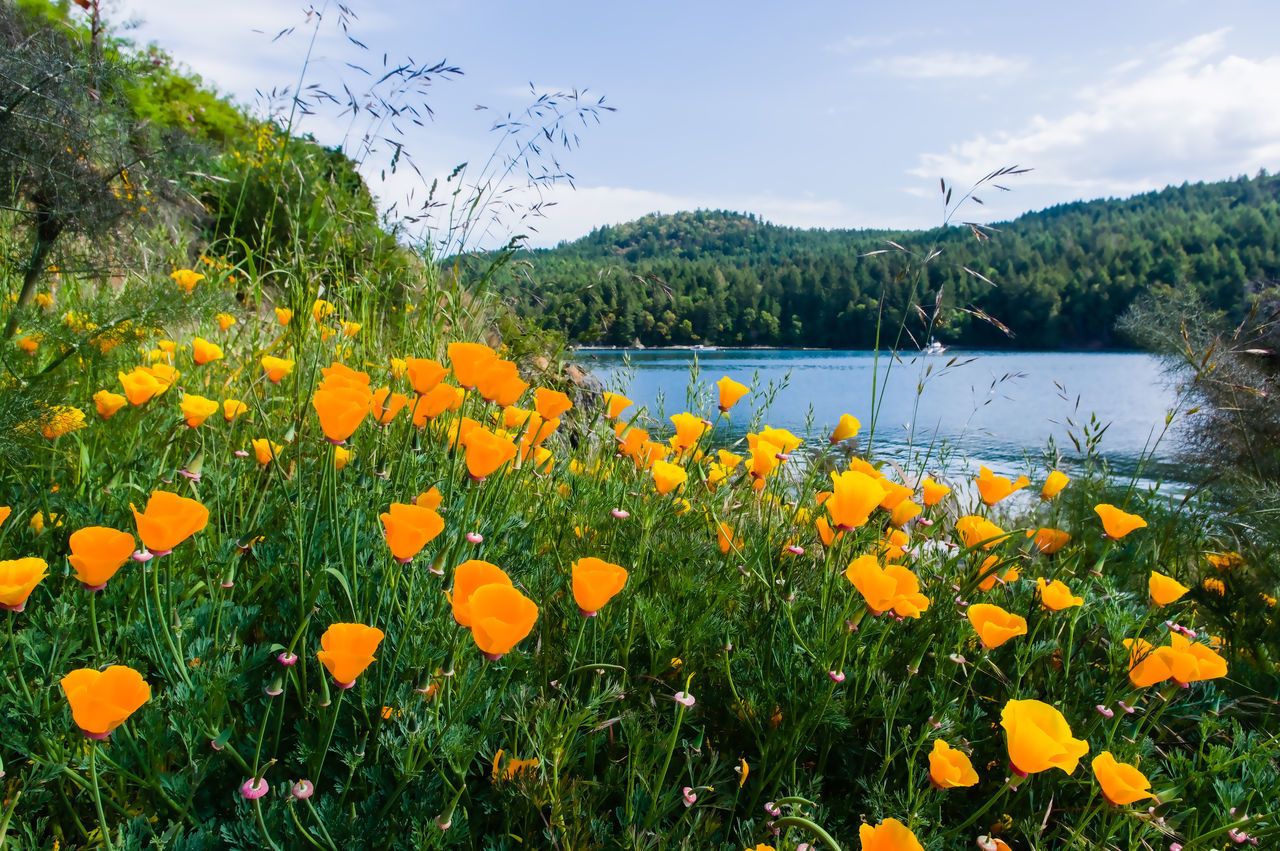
[572,345,1148,355]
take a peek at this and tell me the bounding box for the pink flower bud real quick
[240,777,269,799]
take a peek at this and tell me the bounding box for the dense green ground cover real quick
[1,252,1279,847]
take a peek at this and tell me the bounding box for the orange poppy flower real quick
[412,384,465,426]
[572,557,628,615]
[1095,504,1147,539]
[0,557,49,611]
[181,394,219,428]
[462,428,518,481]
[847,456,883,478]
[445,416,482,448]
[967,603,1027,648]
[475,359,528,406]
[275,307,293,326]
[312,386,372,443]
[94,390,128,419]
[975,466,1030,505]
[370,387,410,425]
[1124,637,1172,687]
[616,424,650,459]
[534,388,573,420]
[60,665,151,738]
[469,583,539,659]
[252,438,282,465]
[716,376,749,412]
[1149,570,1189,606]
[829,413,860,443]
[131,491,209,554]
[1091,751,1154,805]
[668,413,708,453]
[414,487,443,510]
[717,522,735,554]
[1036,577,1083,610]
[816,515,841,547]
[0,506,9,527]
[827,470,888,530]
[447,342,497,390]
[261,356,295,383]
[311,299,336,322]
[141,363,179,392]
[920,477,951,506]
[117,368,165,405]
[747,436,783,480]
[705,462,733,491]
[877,480,913,511]
[450,560,513,626]
[601,392,633,419]
[651,460,688,495]
[928,739,979,789]
[317,361,370,390]
[1001,698,1088,776]
[223,399,249,422]
[845,554,930,618]
[1029,527,1071,554]
[333,445,351,470]
[956,515,1007,550]
[1157,633,1228,684]
[758,426,801,455]
[890,499,922,528]
[316,623,385,687]
[1041,470,1069,500]
[341,321,361,338]
[859,819,924,851]
[192,337,224,366]
[68,527,135,589]
[380,502,445,563]
[976,555,1019,591]
[170,269,204,292]
[215,313,236,332]
[405,358,448,395]
[877,527,911,562]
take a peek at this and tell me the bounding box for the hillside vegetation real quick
[492,175,1280,349]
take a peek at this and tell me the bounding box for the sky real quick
[108,0,1280,248]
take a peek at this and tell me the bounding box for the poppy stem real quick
[946,783,1012,839]
[87,591,102,656]
[771,815,843,851]
[88,741,116,851]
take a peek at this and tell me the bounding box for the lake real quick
[573,348,1190,487]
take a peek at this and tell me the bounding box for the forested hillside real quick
[490,174,1280,349]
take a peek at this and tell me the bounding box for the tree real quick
[0,1,144,338]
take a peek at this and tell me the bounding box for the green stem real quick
[89,742,116,851]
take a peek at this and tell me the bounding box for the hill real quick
[489,174,1280,349]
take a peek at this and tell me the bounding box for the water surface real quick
[574,348,1186,485]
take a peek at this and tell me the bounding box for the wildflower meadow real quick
[2,252,1278,848]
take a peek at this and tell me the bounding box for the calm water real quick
[574,348,1188,485]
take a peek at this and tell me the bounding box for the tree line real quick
[482,173,1280,349]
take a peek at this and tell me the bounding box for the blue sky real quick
[113,0,1280,247]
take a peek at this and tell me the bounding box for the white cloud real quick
[871,51,1028,79]
[914,29,1280,201]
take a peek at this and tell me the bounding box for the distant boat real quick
[923,339,947,355]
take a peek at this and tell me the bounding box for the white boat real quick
[924,339,947,355]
